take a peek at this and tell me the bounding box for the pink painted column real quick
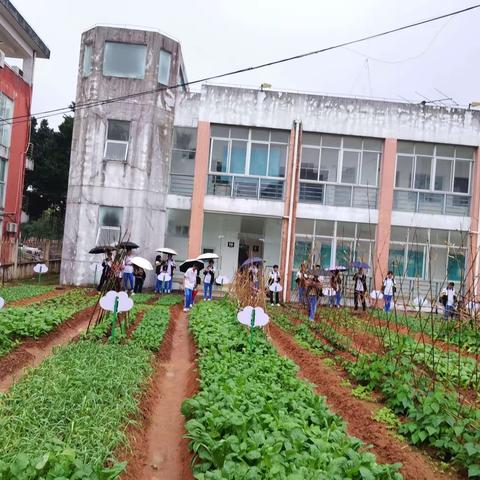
[373,138,397,289]
[466,147,480,297]
[187,121,210,258]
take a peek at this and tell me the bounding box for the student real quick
[249,263,260,290]
[306,275,322,321]
[268,265,281,306]
[441,282,457,320]
[154,255,163,293]
[203,260,215,301]
[123,249,135,291]
[296,263,307,305]
[133,266,146,294]
[329,269,342,308]
[183,265,197,312]
[165,254,176,293]
[382,271,396,313]
[97,251,113,292]
[353,268,367,311]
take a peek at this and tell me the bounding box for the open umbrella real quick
[89,245,114,254]
[179,259,204,273]
[349,261,370,269]
[131,256,153,271]
[116,241,139,250]
[197,253,219,261]
[156,247,178,255]
[241,257,263,267]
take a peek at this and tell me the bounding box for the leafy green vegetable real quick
[0,284,55,303]
[183,301,402,479]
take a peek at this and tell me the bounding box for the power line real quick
[3,3,480,127]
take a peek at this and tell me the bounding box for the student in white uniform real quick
[441,282,457,320]
[268,265,281,306]
[382,271,396,313]
[183,265,197,312]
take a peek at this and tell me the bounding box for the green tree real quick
[24,115,73,220]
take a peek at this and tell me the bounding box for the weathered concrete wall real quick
[185,85,480,147]
[61,27,185,286]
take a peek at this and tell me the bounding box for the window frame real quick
[209,126,289,180]
[0,157,7,208]
[158,49,172,85]
[102,41,147,80]
[104,119,131,162]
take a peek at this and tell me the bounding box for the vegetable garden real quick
[0,280,478,479]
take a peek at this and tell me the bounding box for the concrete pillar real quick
[466,147,480,297]
[373,138,397,289]
[187,121,210,258]
[280,123,301,301]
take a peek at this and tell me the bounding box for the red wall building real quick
[0,0,49,261]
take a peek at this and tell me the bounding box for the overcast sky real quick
[11,0,480,129]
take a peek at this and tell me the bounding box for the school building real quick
[0,0,49,259]
[61,26,480,300]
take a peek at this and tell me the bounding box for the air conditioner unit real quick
[6,222,17,233]
[0,50,4,68]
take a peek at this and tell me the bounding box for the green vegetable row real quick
[0,289,96,357]
[0,284,55,303]
[0,301,176,479]
[182,301,402,479]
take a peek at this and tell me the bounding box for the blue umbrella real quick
[349,261,370,269]
[241,257,263,267]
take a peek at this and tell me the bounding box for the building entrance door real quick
[238,238,263,267]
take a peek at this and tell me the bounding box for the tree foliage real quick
[23,116,73,220]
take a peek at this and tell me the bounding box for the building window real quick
[394,142,474,215]
[103,42,147,79]
[169,127,197,196]
[104,120,130,161]
[0,157,7,208]
[294,219,375,271]
[83,45,93,76]
[158,49,171,85]
[96,206,123,245]
[207,126,288,201]
[389,226,467,281]
[0,93,14,154]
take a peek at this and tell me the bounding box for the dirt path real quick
[268,322,462,480]
[9,286,72,307]
[0,306,96,392]
[122,305,197,480]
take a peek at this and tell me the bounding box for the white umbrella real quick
[197,252,219,260]
[131,256,153,271]
[155,247,178,255]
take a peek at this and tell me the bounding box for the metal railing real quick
[393,189,470,216]
[169,174,194,196]
[207,174,284,200]
[298,182,378,208]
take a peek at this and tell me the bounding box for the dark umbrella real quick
[349,261,370,269]
[241,257,263,267]
[116,241,139,250]
[89,245,114,254]
[179,259,204,273]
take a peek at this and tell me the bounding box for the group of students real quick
[97,249,147,293]
[182,260,216,311]
[154,254,176,293]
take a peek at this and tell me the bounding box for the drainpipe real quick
[283,120,300,300]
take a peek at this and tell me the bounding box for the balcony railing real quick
[298,182,378,209]
[393,190,470,216]
[169,174,194,196]
[207,174,284,201]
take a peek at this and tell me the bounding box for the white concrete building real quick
[62,26,480,301]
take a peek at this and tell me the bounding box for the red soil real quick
[121,304,198,480]
[0,305,97,392]
[9,286,72,307]
[268,321,462,480]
